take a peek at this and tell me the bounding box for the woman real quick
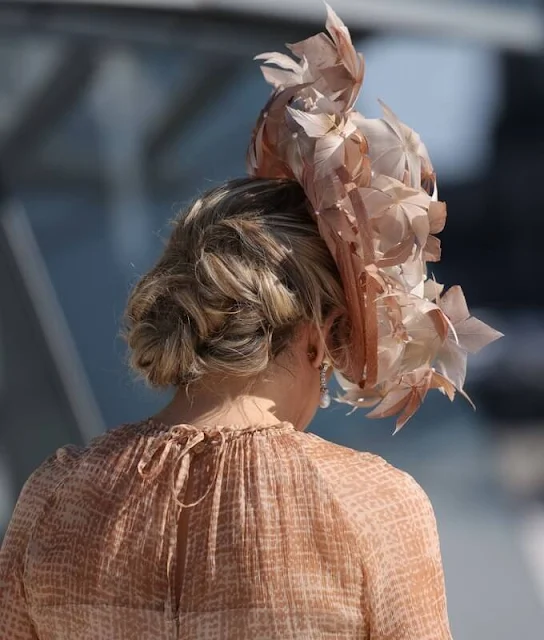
[0,7,500,639]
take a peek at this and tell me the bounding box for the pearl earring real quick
[319,361,331,409]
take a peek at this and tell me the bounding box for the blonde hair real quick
[124,178,348,387]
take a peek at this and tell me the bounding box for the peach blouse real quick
[0,420,452,639]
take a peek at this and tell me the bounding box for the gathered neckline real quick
[143,418,296,440]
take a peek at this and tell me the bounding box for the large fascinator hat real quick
[247,3,502,430]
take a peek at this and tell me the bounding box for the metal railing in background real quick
[1,200,104,444]
[11,0,544,53]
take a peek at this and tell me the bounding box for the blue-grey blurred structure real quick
[1,1,544,637]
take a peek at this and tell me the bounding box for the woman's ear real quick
[306,311,342,370]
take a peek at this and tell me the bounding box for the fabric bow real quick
[138,426,227,508]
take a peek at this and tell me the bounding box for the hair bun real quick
[124,178,346,387]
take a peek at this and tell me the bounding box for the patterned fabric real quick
[0,420,452,639]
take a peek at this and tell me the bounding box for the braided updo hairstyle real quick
[124,178,348,387]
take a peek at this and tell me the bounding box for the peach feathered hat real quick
[247,4,502,430]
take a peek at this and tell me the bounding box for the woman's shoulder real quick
[22,444,83,494]
[8,422,156,535]
[22,422,150,492]
[298,429,415,484]
[298,431,436,530]
[6,444,84,540]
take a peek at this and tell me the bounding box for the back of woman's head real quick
[125,177,348,387]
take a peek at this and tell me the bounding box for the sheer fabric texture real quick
[0,420,452,639]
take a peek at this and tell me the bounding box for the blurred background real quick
[1,0,544,636]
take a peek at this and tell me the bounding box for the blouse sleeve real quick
[359,462,453,640]
[0,447,79,639]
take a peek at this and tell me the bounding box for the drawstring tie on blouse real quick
[137,425,229,508]
[137,423,289,508]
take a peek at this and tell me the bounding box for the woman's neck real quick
[152,375,303,431]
